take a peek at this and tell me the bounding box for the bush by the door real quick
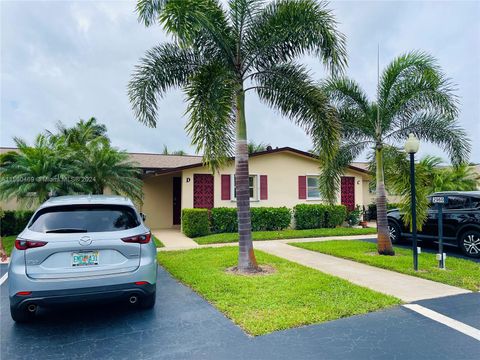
[181,209,210,238]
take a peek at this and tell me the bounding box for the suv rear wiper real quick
[46,228,88,233]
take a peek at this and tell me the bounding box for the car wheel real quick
[459,230,480,258]
[388,221,402,244]
[10,305,35,323]
[139,291,156,309]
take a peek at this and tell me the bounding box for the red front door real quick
[340,176,355,211]
[193,174,214,209]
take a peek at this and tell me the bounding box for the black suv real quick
[387,191,480,258]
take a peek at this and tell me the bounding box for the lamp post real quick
[404,133,420,271]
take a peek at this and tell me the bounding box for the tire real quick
[139,291,156,309]
[388,221,402,244]
[10,305,35,323]
[458,230,480,258]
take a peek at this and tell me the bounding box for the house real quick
[137,147,374,229]
[0,146,375,229]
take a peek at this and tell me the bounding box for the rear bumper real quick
[10,283,156,310]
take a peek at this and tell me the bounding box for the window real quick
[307,176,321,199]
[233,175,257,200]
[29,205,140,233]
[444,196,468,210]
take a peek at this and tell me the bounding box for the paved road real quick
[1,265,478,360]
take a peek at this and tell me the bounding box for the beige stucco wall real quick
[181,151,371,210]
[140,174,175,229]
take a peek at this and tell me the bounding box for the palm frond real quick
[244,0,346,75]
[319,140,371,204]
[128,44,201,127]
[385,112,470,165]
[253,62,340,162]
[184,62,236,171]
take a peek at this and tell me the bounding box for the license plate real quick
[72,251,99,267]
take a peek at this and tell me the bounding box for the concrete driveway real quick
[1,264,478,360]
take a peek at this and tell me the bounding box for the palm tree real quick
[129,0,346,271]
[318,51,470,255]
[77,138,144,203]
[0,135,87,207]
[382,153,478,230]
[47,117,108,148]
[248,141,270,154]
[162,145,187,156]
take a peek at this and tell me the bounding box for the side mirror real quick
[140,212,146,222]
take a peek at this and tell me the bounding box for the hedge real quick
[293,204,346,230]
[210,207,291,233]
[1,210,35,236]
[181,209,210,238]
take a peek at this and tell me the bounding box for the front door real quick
[340,176,355,211]
[172,177,182,225]
[193,174,214,209]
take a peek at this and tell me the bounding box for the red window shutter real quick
[298,176,307,199]
[221,174,231,200]
[260,175,268,200]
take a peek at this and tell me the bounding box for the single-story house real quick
[135,147,375,229]
[0,146,379,229]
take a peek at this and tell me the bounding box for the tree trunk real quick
[235,88,258,272]
[375,146,395,255]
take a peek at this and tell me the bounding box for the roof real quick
[128,152,202,170]
[41,195,134,208]
[0,146,369,174]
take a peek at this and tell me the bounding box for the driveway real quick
[1,264,478,360]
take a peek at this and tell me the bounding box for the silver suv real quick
[8,195,157,322]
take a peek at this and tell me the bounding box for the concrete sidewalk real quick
[254,242,471,302]
[152,228,199,249]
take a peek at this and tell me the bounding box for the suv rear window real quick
[29,205,140,233]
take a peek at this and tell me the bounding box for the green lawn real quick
[194,227,377,245]
[152,235,164,248]
[2,235,15,256]
[292,241,480,291]
[1,234,164,257]
[157,247,400,336]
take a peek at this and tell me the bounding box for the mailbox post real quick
[431,195,448,269]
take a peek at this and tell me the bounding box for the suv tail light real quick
[15,239,48,250]
[122,232,151,244]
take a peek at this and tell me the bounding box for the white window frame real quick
[306,174,321,200]
[231,173,259,202]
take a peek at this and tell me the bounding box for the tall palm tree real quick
[318,51,469,255]
[129,0,346,271]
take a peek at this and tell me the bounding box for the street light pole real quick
[409,151,418,271]
[404,133,420,271]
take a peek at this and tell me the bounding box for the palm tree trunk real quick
[235,88,258,272]
[375,146,395,255]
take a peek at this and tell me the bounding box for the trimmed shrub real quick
[293,204,327,229]
[211,207,237,233]
[325,205,347,228]
[1,210,35,236]
[251,207,291,231]
[211,207,292,233]
[181,209,210,238]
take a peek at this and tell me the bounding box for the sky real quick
[1,0,479,163]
